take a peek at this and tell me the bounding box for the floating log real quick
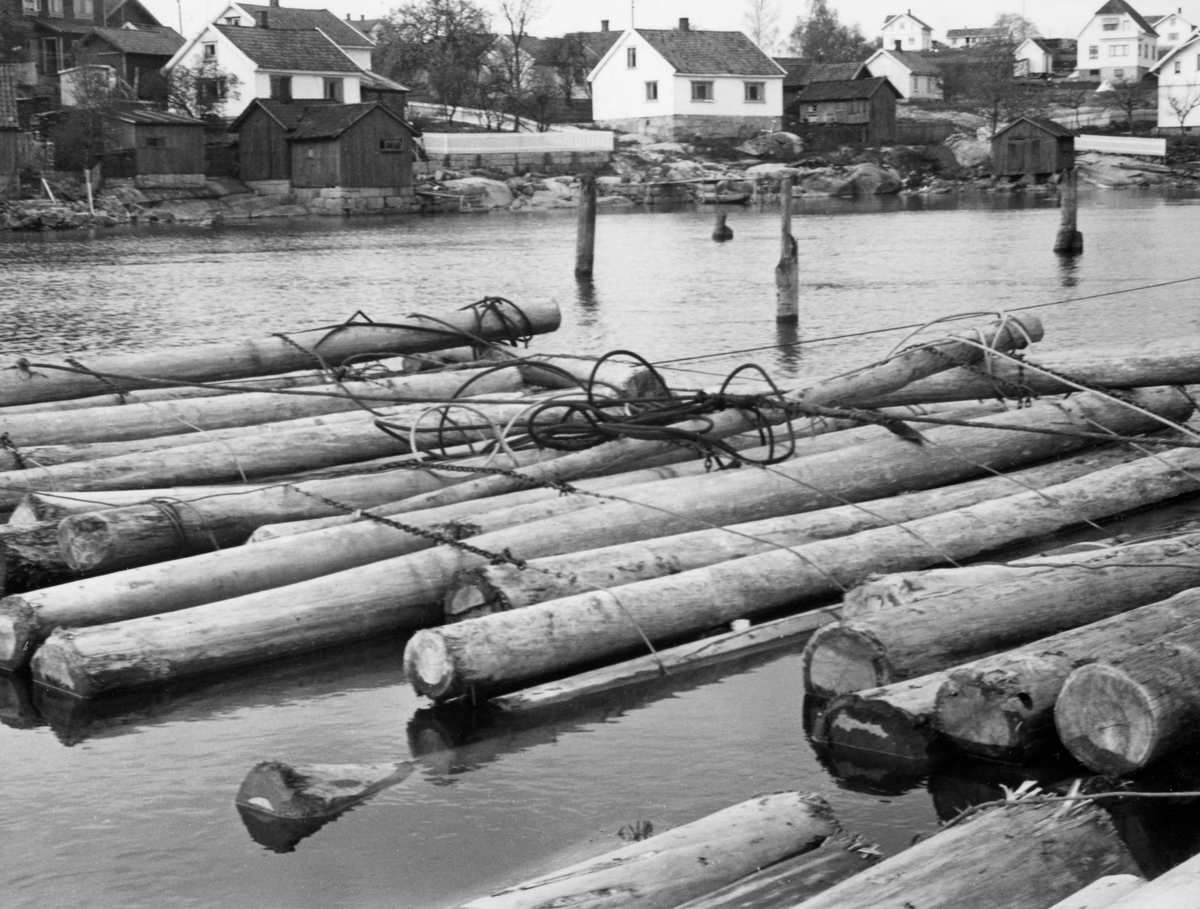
[1045,876,1144,909]
[0,367,524,448]
[810,673,950,764]
[803,530,1200,698]
[235,760,414,853]
[1095,852,1200,909]
[446,446,1143,620]
[456,792,838,909]
[0,299,561,406]
[1055,621,1200,775]
[28,388,1179,694]
[670,834,882,909]
[933,588,1200,761]
[373,314,1043,520]
[788,800,1137,909]
[0,395,566,512]
[407,439,1200,702]
[853,342,1200,408]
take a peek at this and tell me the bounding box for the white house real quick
[945,27,1008,48]
[588,20,785,141]
[1075,0,1159,82]
[1150,31,1200,130]
[1148,10,1195,58]
[863,48,941,100]
[878,11,933,52]
[208,3,376,69]
[1014,37,1078,76]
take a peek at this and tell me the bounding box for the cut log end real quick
[58,514,111,572]
[28,634,92,698]
[934,676,1033,761]
[404,631,458,700]
[811,695,938,763]
[1055,663,1158,776]
[444,582,496,621]
[803,625,890,698]
[0,599,39,671]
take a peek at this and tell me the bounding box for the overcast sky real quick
[144,1,1199,47]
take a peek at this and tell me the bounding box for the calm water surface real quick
[2,189,1200,908]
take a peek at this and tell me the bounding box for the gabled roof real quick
[535,31,622,67]
[0,65,20,130]
[995,116,1076,139]
[108,107,205,126]
[104,0,162,27]
[237,4,375,48]
[873,48,941,75]
[795,76,900,102]
[286,102,421,140]
[773,59,866,88]
[83,25,185,57]
[229,97,339,131]
[349,18,386,39]
[359,70,411,93]
[1092,0,1158,36]
[215,25,361,73]
[946,27,1009,39]
[1149,29,1200,71]
[882,12,933,31]
[633,29,786,76]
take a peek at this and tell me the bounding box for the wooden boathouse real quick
[992,116,1075,179]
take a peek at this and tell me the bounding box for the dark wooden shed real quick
[288,102,420,190]
[78,26,185,104]
[0,65,19,193]
[230,99,334,183]
[992,117,1075,178]
[793,76,900,144]
[106,108,205,175]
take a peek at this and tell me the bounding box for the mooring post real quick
[776,175,799,324]
[575,173,597,278]
[1053,167,1083,255]
[712,210,733,242]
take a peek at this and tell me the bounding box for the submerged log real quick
[456,792,838,909]
[933,588,1200,761]
[407,442,1200,702]
[26,389,1184,694]
[0,299,561,407]
[446,447,1142,620]
[0,367,524,448]
[787,800,1138,909]
[803,531,1200,698]
[1055,621,1200,775]
[670,834,883,909]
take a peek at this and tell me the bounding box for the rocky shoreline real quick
[4,126,1197,231]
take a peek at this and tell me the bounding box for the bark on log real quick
[0,299,561,406]
[0,396,564,511]
[1045,875,1144,909]
[0,521,75,596]
[803,531,1200,698]
[24,389,1180,693]
[932,588,1200,761]
[378,315,1044,520]
[811,673,950,764]
[669,834,883,909]
[455,792,838,909]
[406,440,1200,702]
[857,342,1200,408]
[1055,621,1200,775]
[447,447,1142,620]
[0,368,524,448]
[785,800,1138,909]
[1093,852,1200,909]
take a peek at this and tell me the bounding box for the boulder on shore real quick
[440,177,514,209]
[735,132,804,159]
[847,162,903,195]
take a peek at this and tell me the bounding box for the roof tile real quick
[237,4,375,48]
[85,25,185,57]
[216,25,361,73]
[635,29,784,77]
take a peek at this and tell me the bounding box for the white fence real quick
[1076,134,1167,158]
[421,131,615,156]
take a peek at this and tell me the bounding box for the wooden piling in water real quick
[1054,168,1084,255]
[711,211,733,242]
[574,173,596,278]
[776,175,799,323]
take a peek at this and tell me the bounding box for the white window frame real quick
[48,0,64,17]
[202,42,217,59]
[1175,60,1182,73]
[690,80,713,101]
[626,47,636,68]
[22,0,38,13]
[1089,45,1098,58]
[1109,44,1128,57]
[644,80,658,101]
[743,81,764,102]
[76,0,94,16]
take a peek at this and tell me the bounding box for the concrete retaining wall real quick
[415,150,610,176]
[292,185,422,214]
[596,114,780,142]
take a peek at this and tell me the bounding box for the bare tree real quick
[994,12,1039,41]
[1058,80,1099,130]
[744,0,781,54]
[1167,84,1200,130]
[495,0,542,130]
[1103,77,1156,133]
[164,58,242,119]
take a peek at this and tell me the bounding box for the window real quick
[379,138,406,152]
[908,36,914,44]
[269,75,292,101]
[807,104,818,113]
[690,80,713,101]
[1102,17,1119,30]
[645,80,658,101]
[626,47,636,68]
[1089,45,1098,58]
[1109,44,1128,56]
[76,0,93,15]
[48,0,63,16]
[198,77,228,105]
[22,0,37,14]
[225,16,241,25]
[1114,68,1125,77]
[744,81,764,102]
[1169,32,1180,41]
[202,42,217,58]
[323,78,343,101]
[142,136,165,148]
[1176,61,1183,73]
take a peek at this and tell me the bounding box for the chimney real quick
[601,19,609,31]
[269,0,280,5]
[261,9,269,27]
[679,17,689,31]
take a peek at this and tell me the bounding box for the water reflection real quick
[0,672,43,731]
